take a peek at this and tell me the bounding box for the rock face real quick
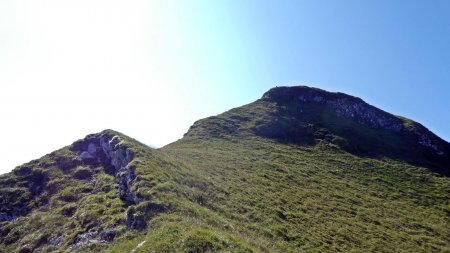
[117,165,139,204]
[71,131,166,231]
[99,135,135,174]
[72,132,134,174]
[262,86,444,154]
[71,132,139,204]
[262,86,446,156]
[263,86,397,129]
[55,131,147,249]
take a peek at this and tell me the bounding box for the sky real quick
[0,0,449,174]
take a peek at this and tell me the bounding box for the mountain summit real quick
[1,86,449,253]
[187,86,450,175]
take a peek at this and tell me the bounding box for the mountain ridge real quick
[186,86,450,175]
[1,86,449,252]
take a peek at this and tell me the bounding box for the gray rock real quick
[73,231,98,248]
[87,143,97,155]
[99,229,116,242]
[117,165,139,204]
[100,135,134,174]
[48,234,65,246]
[79,151,94,160]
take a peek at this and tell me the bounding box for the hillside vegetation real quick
[0,86,449,252]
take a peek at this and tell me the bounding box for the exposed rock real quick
[79,151,94,160]
[326,98,404,131]
[99,135,134,174]
[48,233,65,246]
[69,227,116,249]
[413,128,445,155]
[87,143,97,155]
[71,132,135,176]
[70,131,145,234]
[262,86,447,157]
[72,133,138,204]
[73,231,99,248]
[117,165,139,204]
[99,229,117,242]
[263,86,405,131]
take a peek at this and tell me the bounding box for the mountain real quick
[187,86,450,174]
[1,86,449,253]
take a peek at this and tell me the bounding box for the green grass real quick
[0,93,449,252]
[161,137,450,252]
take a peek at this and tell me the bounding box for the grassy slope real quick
[0,131,257,253]
[158,137,450,252]
[136,95,450,252]
[0,94,449,252]
[1,129,449,253]
[0,131,157,252]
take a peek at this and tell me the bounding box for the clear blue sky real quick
[0,0,449,173]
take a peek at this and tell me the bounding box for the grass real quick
[161,137,450,252]
[0,91,449,252]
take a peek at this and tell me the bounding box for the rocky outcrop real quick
[0,130,169,252]
[70,228,117,249]
[117,165,139,204]
[99,135,135,174]
[73,132,134,174]
[263,86,405,131]
[71,132,167,230]
[90,135,168,229]
[326,98,404,131]
[262,86,447,156]
[71,132,139,203]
